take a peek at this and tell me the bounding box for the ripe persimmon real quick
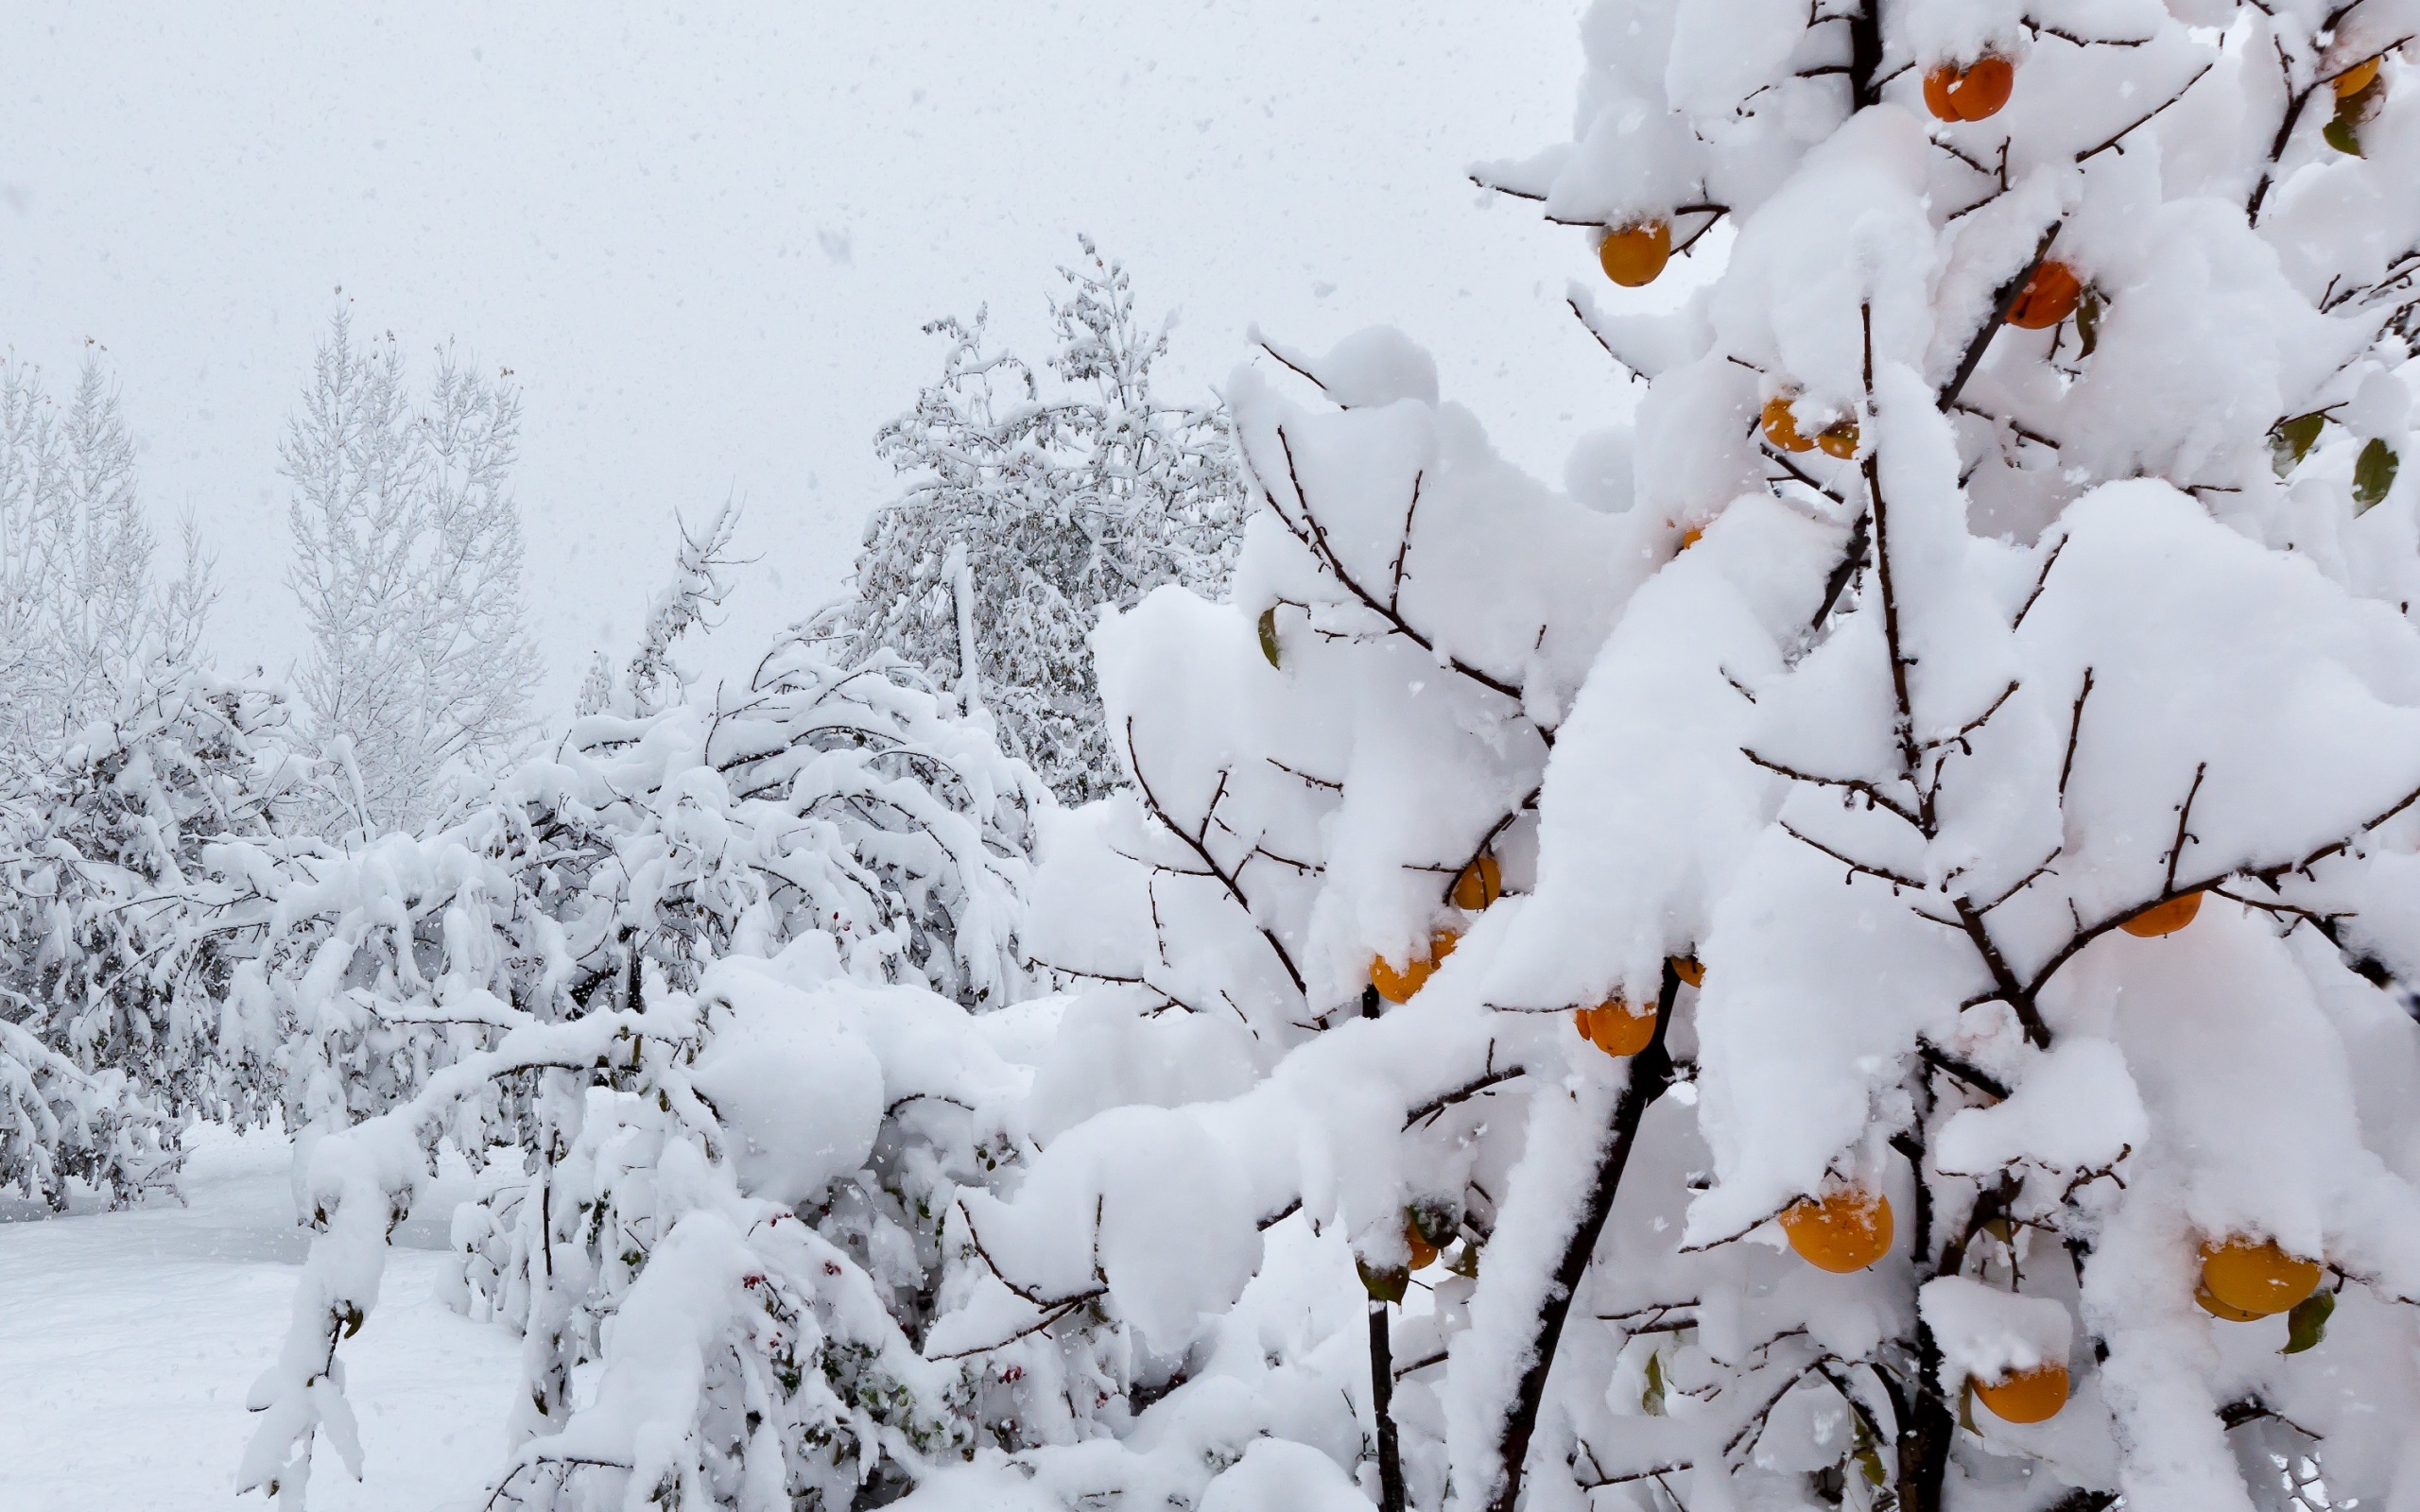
[1372,931,1459,1004]
[1816,421,1859,459]
[1406,1215,1439,1271]
[1761,396,1818,453]
[1670,954,1705,988]
[2006,261,2083,330]
[2196,1284,2266,1323]
[2336,57,2381,97]
[2200,1236,2322,1317]
[1453,854,1503,911]
[1923,56,2015,122]
[1574,999,1657,1057]
[1975,1362,2069,1424]
[1600,221,1672,287]
[1781,1187,1894,1273]
[1680,528,1703,551]
[2119,892,2201,938]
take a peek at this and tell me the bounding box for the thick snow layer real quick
[0,1125,516,1511]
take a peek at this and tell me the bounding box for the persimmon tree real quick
[933,7,2420,1512]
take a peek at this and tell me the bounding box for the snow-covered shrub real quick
[240,633,1048,1506]
[832,238,1246,804]
[0,660,324,1147]
[929,8,2420,1512]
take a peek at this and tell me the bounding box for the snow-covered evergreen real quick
[833,238,1245,803]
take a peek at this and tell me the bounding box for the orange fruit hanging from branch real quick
[1762,396,1817,453]
[1599,220,1672,287]
[1923,56,2015,122]
[1781,1187,1894,1272]
[2006,261,2083,329]
[2119,892,2201,938]
[1372,931,1460,1004]
[1574,999,1657,1057]
[2200,1236,2322,1317]
[1974,1362,2069,1424]
[2335,57,2381,97]
[1452,854,1503,911]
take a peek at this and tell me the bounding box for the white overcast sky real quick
[4,1,1659,710]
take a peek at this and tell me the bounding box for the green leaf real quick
[1356,1257,1408,1303]
[2283,1288,2335,1354]
[1851,1412,1889,1489]
[1257,605,1282,668]
[2075,287,2103,358]
[2324,113,2363,156]
[2271,412,2325,475]
[2354,438,2400,512]
[1641,1349,1668,1417]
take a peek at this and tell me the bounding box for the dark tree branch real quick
[1939,224,2062,412]
[2058,669,2095,801]
[2011,535,2067,630]
[1485,963,1685,1512]
[1260,426,1544,729]
[1779,820,1927,890]
[1805,504,1873,637]
[1740,747,1923,830]
[1124,720,1308,997]
[2076,63,2213,161]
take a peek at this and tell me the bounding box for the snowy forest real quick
[7,3,2420,1512]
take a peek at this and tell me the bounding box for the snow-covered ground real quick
[0,1125,517,1511]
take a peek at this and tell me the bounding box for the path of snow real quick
[0,1125,520,1510]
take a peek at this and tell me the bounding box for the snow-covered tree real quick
[832,238,1246,804]
[225,9,2420,1512]
[0,353,207,773]
[239,602,1048,1505]
[915,9,2420,1512]
[285,309,541,832]
[579,501,742,720]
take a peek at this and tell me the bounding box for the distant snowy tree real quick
[834,238,1245,803]
[285,309,541,832]
[0,354,205,772]
[579,502,742,720]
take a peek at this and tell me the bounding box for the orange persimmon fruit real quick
[1372,931,1460,1004]
[1600,221,1673,287]
[1574,999,1658,1057]
[1781,1187,1894,1273]
[2119,892,2202,938]
[1923,56,2016,122]
[2006,261,2083,330]
[1452,854,1503,911]
[2336,57,2381,97]
[1762,396,1818,453]
[1975,1362,2070,1424]
[2200,1236,2323,1317]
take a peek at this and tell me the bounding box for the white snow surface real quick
[0,1125,517,1510]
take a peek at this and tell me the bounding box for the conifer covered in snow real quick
[284,309,542,833]
[834,238,1246,803]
